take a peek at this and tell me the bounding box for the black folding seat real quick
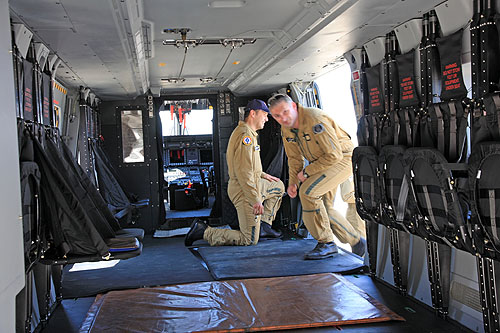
[471,93,500,147]
[92,143,149,229]
[468,142,500,259]
[352,146,382,224]
[30,130,142,264]
[402,147,473,252]
[56,138,144,241]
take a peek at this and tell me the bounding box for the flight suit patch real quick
[255,145,260,151]
[286,137,295,142]
[313,124,324,134]
[242,136,252,145]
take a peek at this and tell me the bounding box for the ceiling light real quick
[220,38,256,48]
[161,77,186,84]
[174,39,199,49]
[163,37,256,48]
[200,77,215,83]
[221,38,244,48]
[162,28,192,35]
[208,1,246,8]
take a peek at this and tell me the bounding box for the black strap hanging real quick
[436,29,468,101]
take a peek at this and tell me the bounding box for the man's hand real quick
[253,202,264,215]
[297,170,307,183]
[262,173,280,182]
[287,184,298,198]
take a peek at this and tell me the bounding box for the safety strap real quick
[433,105,445,154]
[478,188,500,243]
[359,175,375,210]
[448,102,457,161]
[404,109,412,146]
[371,114,378,149]
[363,116,369,145]
[388,179,395,209]
[412,111,420,147]
[396,174,409,223]
[393,111,400,145]
[457,106,469,162]
[489,190,499,243]
[415,184,449,231]
[370,177,375,207]
[492,94,500,137]
[421,185,441,232]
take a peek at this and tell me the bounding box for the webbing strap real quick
[488,190,499,242]
[371,115,378,148]
[389,179,396,209]
[404,110,412,146]
[363,116,369,144]
[412,112,420,147]
[479,188,500,243]
[448,102,457,161]
[396,174,409,222]
[370,177,375,207]
[492,94,500,136]
[359,169,364,203]
[393,112,400,145]
[457,106,469,162]
[422,185,441,232]
[440,187,449,216]
[433,105,445,154]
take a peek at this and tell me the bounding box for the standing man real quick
[268,94,366,259]
[185,99,284,246]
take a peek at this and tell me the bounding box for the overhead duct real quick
[228,0,360,92]
[34,42,50,70]
[434,0,473,37]
[49,54,62,79]
[394,19,423,54]
[363,37,385,67]
[12,23,33,59]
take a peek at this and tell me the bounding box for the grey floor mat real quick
[197,238,365,280]
[61,236,213,298]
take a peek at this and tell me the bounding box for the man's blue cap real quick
[246,99,270,113]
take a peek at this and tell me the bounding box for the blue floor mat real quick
[197,239,365,280]
[61,236,213,298]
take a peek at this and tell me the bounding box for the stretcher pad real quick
[80,273,404,332]
[197,239,364,280]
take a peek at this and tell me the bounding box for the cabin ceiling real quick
[9,0,447,100]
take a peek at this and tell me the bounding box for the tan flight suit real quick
[282,105,361,246]
[340,178,366,238]
[204,121,284,246]
[323,179,366,242]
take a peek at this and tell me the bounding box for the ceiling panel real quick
[9,0,460,100]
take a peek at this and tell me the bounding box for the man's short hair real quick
[267,94,293,109]
[243,108,252,120]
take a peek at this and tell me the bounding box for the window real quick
[159,99,213,136]
[314,61,358,146]
[121,110,145,163]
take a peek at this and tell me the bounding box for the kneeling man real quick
[185,99,284,246]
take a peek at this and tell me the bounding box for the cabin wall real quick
[0,0,26,331]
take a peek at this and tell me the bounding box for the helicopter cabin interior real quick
[2,0,500,332]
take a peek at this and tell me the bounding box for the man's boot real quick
[185,219,208,246]
[260,222,282,238]
[304,241,338,260]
